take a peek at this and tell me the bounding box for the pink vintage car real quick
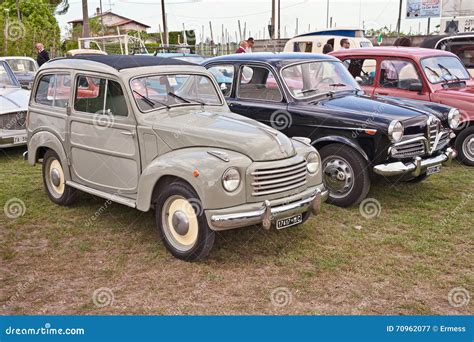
[331,47,474,166]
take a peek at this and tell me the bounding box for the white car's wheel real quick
[42,150,77,205]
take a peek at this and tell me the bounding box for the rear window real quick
[34,74,71,108]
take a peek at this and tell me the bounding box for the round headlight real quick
[388,120,404,143]
[448,108,461,129]
[306,152,320,174]
[222,167,241,192]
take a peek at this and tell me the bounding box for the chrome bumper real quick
[208,187,328,231]
[373,147,457,177]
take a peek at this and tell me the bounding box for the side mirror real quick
[408,82,423,92]
[220,83,228,93]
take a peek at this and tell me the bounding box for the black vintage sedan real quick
[203,53,458,207]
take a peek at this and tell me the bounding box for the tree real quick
[0,0,61,57]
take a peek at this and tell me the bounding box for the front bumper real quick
[0,130,27,149]
[373,147,457,177]
[207,185,328,231]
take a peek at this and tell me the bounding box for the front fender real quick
[28,130,70,180]
[312,136,369,161]
[136,147,252,212]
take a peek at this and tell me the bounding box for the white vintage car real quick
[0,60,29,148]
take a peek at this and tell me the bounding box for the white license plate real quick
[426,164,441,175]
[276,213,303,230]
[13,135,27,144]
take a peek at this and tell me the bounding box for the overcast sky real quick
[56,0,444,40]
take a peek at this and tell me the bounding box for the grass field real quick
[1,146,472,315]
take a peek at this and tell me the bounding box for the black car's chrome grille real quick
[427,120,440,152]
[251,160,307,197]
[391,139,425,158]
[0,111,27,130]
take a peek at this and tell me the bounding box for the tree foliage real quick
[0,0,61,57]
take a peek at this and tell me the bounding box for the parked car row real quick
[1,45,472,261]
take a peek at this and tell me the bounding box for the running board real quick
[66,181,136,208]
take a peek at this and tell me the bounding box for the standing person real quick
[235,41,248,54]
[35,43,50,67]
[246,37,255,52]
[322,43,333,54]
[340,38,350,49]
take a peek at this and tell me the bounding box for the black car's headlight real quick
[222,167,241,192]
[388,120,404,143]
[306,152,320,174]
[448,108,461,129]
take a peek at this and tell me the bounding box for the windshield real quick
[6,59,37,73]
[281,61,360,99]
[421,56,470,84]
[131,73,222,111]
[0,63,18,87]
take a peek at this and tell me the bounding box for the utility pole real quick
[271,0,276,39]
[295,18,298,35]
[396,0,402,37]
[277,0,281,39]
[161,0,168,46]
[81,0,90,42]
[326,0,330,28]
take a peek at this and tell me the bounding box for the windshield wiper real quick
[168,91,205,105]
[424,66,448,83]
[328,83,347,87]
[438,63,460,82]
[300,87,319,94]
[133,90,170,109]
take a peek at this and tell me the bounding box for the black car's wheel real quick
[42,150,77,206]
[155,180,215,261]
[455,126,474,166]
[319,144,370,207]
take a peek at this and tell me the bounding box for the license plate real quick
[426,164,441,175]
[276,213,303,230]
[13,135,27,144]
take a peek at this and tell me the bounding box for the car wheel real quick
[155,180,215,261]
[455,126,474,166]
[42,150,77,205]
[319,144,370,207]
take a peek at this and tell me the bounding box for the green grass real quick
[0,146,473,315]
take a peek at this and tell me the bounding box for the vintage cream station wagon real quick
[25,55,327,261]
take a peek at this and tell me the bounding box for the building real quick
[68,9,150,36]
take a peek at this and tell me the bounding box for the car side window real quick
[344,58,377,86]
[380,59,421,90]
[34,73,71,108]
[207,64,234,97]
[237,65,283,102]
[74,76,127,117]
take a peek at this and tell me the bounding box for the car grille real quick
[427,119,440,152]
[251,160,307,197]
[391,139,426,158]
[0,112,27,130]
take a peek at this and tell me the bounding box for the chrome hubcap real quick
[171,210,189,235]
[323,157,354,198]
[51,168,61,187]
[463,134,474,162]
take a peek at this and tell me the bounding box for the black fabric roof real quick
[66,54,194,70]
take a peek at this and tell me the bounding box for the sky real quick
[56,0,445,40]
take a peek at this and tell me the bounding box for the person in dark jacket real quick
[35,43,50,67]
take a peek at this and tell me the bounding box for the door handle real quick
[121,131,135,137]
[375,92,388,96]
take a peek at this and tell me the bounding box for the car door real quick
[68,73,141,196]
[374,58,431,101]
[226,63,288,128]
